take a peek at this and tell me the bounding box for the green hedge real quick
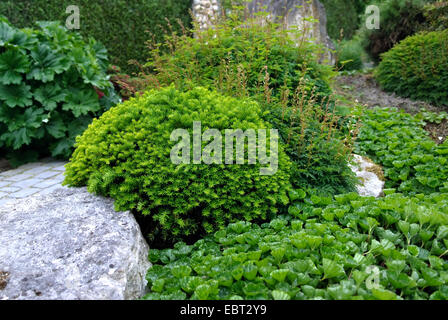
[0,0,192,73]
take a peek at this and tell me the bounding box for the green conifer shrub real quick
[64,87,292,243]
[140,12,357,195]
[375,30,448,107]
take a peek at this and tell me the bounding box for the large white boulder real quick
[0,188,150,300]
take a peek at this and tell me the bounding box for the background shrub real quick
[0,0,192,73]
[360,0,430,62]
[141,13,357,195]
[335,39,364,71]
[421,1,448,31]
[0,18,118,165]
[64,87,292,243]
[321,0,370,40]
[375,30,448,107]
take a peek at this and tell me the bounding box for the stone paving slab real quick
[0,159,69,207]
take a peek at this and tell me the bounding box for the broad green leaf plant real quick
[0,17,120,165]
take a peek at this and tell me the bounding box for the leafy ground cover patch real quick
[355,107,448,195]
[144,190,448,300]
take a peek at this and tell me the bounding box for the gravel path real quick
[0,159,68,207]
[334,73,448,143]
[334,74,441,114]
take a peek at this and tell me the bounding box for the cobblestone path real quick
[0,159,68,207]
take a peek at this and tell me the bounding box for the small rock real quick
[0,188,151,300]
[349,155,385,198]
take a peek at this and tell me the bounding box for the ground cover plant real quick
[355,107,448,194]
[64,86,292,243]
[0,0,192,74]
[375,30,448,107]
[0,17,118,165]
[144,190,448,300]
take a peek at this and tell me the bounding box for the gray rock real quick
[192,0,335,64]
[0,188,151,300]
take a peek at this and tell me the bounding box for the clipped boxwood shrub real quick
[0,18,118,165]
[64,86,292,243]
[0,0,192,73]
[375,30,448,107]
[144,190,448,300]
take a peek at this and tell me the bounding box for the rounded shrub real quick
[64,86,292,243]
[0,18,118,165]
[375,30,448,107]
[146,13,334,104]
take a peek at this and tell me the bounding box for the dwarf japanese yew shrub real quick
[64,87,292,243]
[375,30,448,107]
[0,18,119,165]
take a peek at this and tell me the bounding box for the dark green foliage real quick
[375,30,448,106]
[0,18,118,166]
[143,13,356,195]
[360,0,429,62]
[321,0,370,40]
[64,87,292,243]
[262,88,358,196]
[143,190,448,300]
[336,39,364,71]
[355,107,448,194]
[0,0,192,73]
[146,13,334,103]
[422,1,448,31]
